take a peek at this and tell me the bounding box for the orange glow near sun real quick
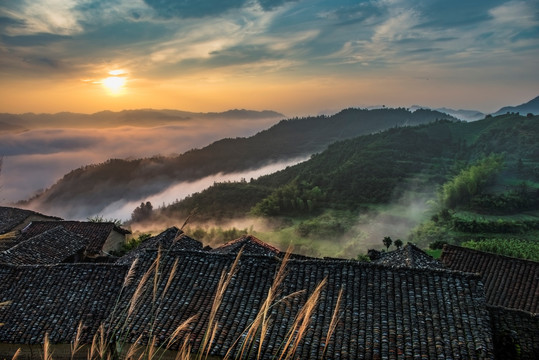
[102,69,127,95]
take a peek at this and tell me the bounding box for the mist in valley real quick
[0,116,281,203]
[97,157,309,222]
[128,176,437,259]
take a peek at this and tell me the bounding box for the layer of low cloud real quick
[99,157,308,221]
[0,117,279,203]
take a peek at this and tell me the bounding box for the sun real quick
[102,69,127,95]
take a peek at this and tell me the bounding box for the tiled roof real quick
[369,243,445,269]
[113,249,494,359]
[210,234,313,260]
[19,221,131,255]
[440,245,539,313]
[0,263,127,344]
[488,306,539,360]
[116,226,203,265]
[211,234,282,256]
[0,206,60,235]
[0,226,88,265]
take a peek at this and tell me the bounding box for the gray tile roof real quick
[19,221,131,255]
[116,226,203,265]
[0,206,60,235]
[112,249,494,359]
[0,263,127,344]
[0,232,496,359]
[211,234,314,259]
[441,245,539,313]
[210,234,282,256]
[0,226,88,265]
[488,306,539,360]
[369,243,445,269]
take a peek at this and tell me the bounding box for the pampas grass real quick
[16,246,343,360]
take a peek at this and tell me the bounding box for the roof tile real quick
[440,245,539,312]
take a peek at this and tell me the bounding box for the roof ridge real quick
[136,248,483,279]
[486,304,539,317]
[2,225,87,252]
[443,244,539,265]
[0,262,128,269]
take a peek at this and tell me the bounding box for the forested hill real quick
[23,108,455,217]
[158,113,539,222]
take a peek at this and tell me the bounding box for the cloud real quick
[0,117,280,203]
[0,0,83,36]
[99,157,308,221]
[0,0,537,115]
[143,0,248,18]
[142,0,300,19]
[258,0,300,11]
[2,33,71,47]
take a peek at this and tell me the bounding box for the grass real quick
[18,247,341,360]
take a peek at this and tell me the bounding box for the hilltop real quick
[153,113,539,256]
[22,108,455,218]
[493,95,539,116]
[0,108,284,131]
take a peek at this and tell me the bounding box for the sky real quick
[0,0,538,116]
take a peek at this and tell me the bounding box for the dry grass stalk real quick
[0,300,12,326]
[161,258,179,301]
[97,324,107,359]
[88,330,97,360]
[175,337,192,360]
[123,258,139,288]
[128,259,157,317]
[11,348,21,360]
[71,321,84,360]
[124,334,143,360]
[226,250,292,360]
[179,208,197,231]
[278,278,327,360]
[146,336,157,360]
[167,315,198,349]
[196,250,242,360]
[322,287,343,359]
[43,333,52,360]
[152,247,162,303]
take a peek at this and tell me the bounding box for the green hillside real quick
[25,108,455,216]
[157,113,539,257]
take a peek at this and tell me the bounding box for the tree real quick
[87,215,123,227]
[131,201,154,223]
[383,236,392,250]
[394,239,403,250]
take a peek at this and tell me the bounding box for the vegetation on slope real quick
[24,108,455,216]
[154,113,539,258]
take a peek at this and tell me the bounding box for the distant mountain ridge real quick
[159,112,539,222]
[407,95,539,121]
[22,108,456,218]
[493,95,539,116]
[0,108,285,130]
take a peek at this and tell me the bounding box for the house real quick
[0,226,88,264]
[113,249,493,359]
[440,245,538,313]
[211,234,282,256]
[441,245,539,359]
[0,236,495,359]
[211,234,313,259]
[17,221,131,259]
[0,262,127,357]
[116,226,203,265]
[0,206,61,251]
[368,242,444,269]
